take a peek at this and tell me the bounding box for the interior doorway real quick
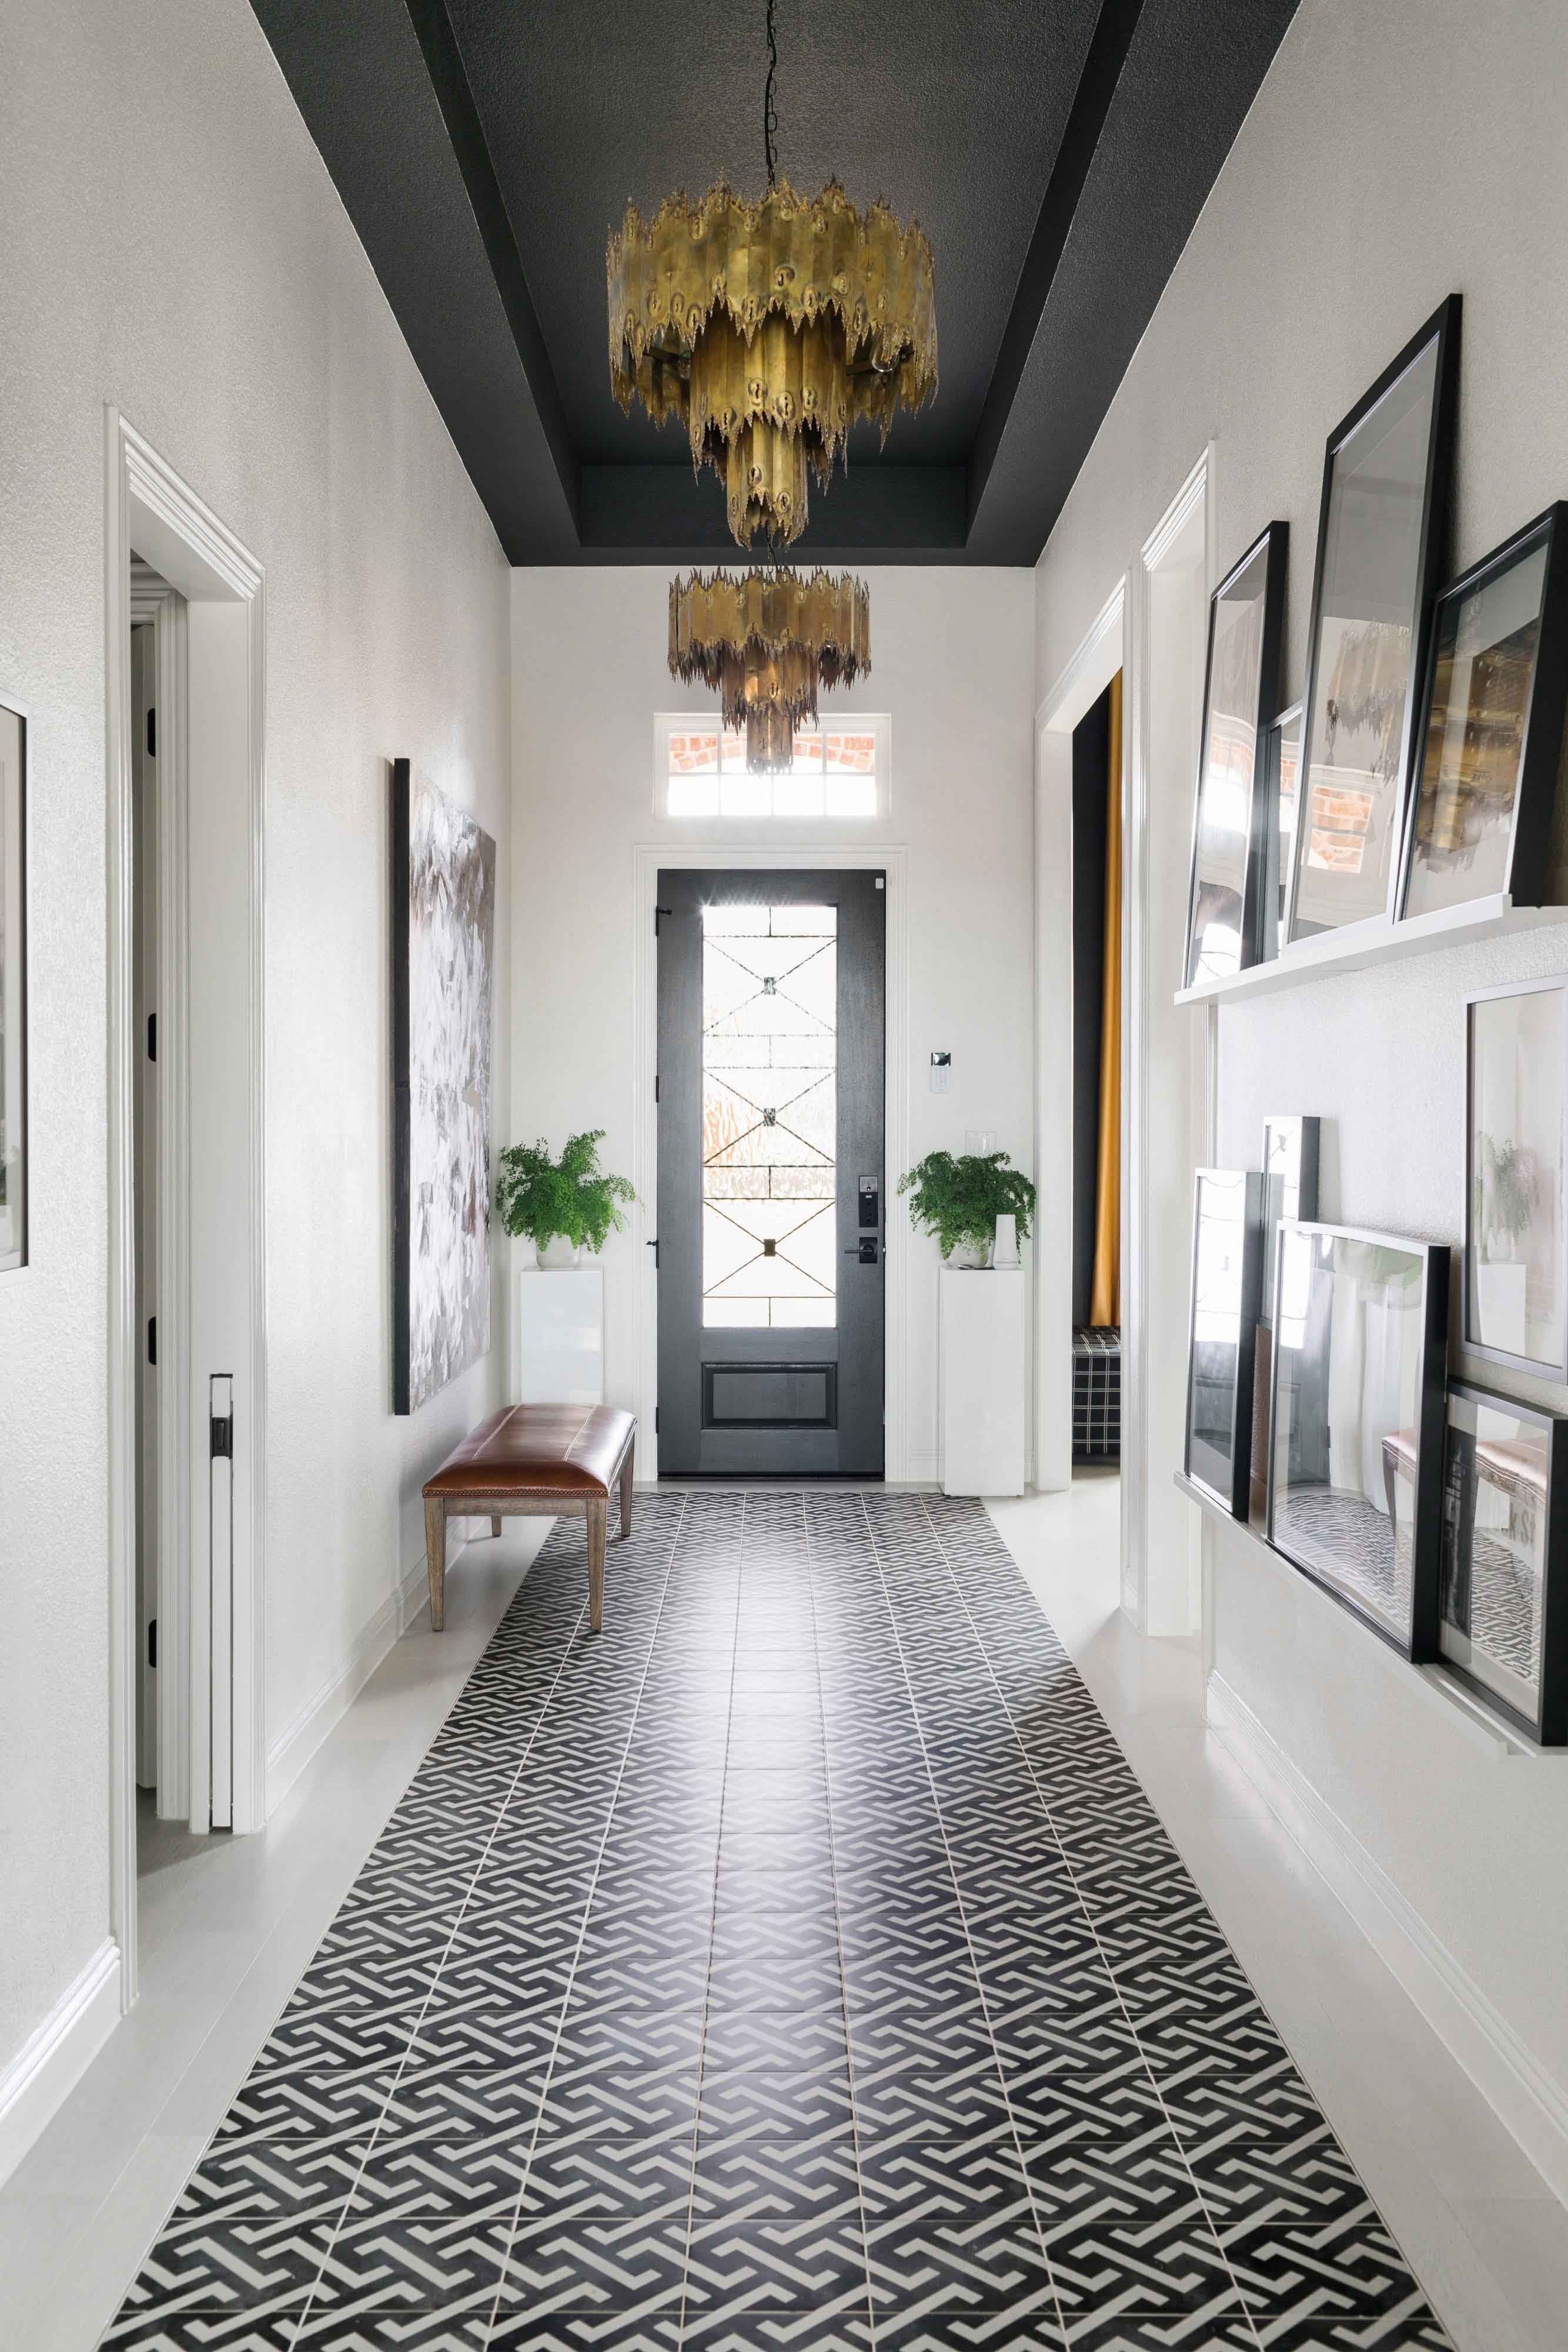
[1070,675,1123,1473]
[655,867,887,1477]
[107,415,267,2008]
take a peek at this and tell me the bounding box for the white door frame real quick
[106,412,268,2005]
[631,843,911,1481]
[1034,578,1128,1494]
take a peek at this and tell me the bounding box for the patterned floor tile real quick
[103,1499,1451,2352]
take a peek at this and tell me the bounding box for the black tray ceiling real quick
[250,0,1296,563]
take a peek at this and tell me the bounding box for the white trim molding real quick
[1207,1669,1568,2210]
[631,843,911,1482]
[0,1941,121,2193]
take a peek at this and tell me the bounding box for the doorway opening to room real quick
[109,416,267,2007]
[1071,674,1123,1479]
[655,867,887,1478]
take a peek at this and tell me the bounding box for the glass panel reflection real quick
[1271,1227,1429,1643]
[702,903,837,1328]
[1188,545,1269,984]
[1186,1169,1261,1507]
[1468,984,1565,1371]
[1440,1389,1549,1726]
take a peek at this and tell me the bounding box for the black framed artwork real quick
[391,757,497,1416]
[1183,523,1288,986]
[1268,1221,1449,1658]
[0,696,26,1275]
[1439,1381,1568,1745]
[1249,1116,1322,1524]
[1465,975,1568,1382]
[1399,505,1568,924]
[1285,295,1462,946]
[1257,700,1302,964]
[1184,1168,1265,1515]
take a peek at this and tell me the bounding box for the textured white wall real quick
[510,566,1035,1479]
[1035,0,1568,2103]
[0,0,509,2072]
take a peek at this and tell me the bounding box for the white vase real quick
[992,1212,1020,1269]
[536,1234,579,1271]
[946,1238,989,1270]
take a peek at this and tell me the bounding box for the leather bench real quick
[422,1404,636,1634]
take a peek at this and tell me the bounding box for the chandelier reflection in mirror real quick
[606,0,938,550]
[670,566,871,772]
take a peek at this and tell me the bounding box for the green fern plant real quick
[496,1130,636,1254]
[897,1150,1035,1261]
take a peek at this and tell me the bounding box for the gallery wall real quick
[509,565,1035,1482]
[1034,0,1568,2154]
[0,0,510,2087]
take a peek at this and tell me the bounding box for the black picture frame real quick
[0,696,26,1277]
[1267,1220,1449,1659]
[1398,504,1568,924]
[1464,974,1568,1384]
[390,756,413,1414]
[1183,522,1288,986]
[1439,1380,1568,1746]
[1184,1168,1265,1516]
[1285,295,1462,948]
[1256,699,1302,964]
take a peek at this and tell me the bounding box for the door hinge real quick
[655,1406,660,1435]
[147,1315,156,1367]
[148,1617,157,1670]
[654,903,673,936]
[210,1380,234,1459]
[146,706,156,759]
[147,1011,156,1063]
[654,1073,660,1104]
[646,1237,659,1270]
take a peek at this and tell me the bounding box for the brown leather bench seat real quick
[422,1403,636,1633]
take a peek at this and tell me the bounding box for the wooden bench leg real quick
[619,1440,634,1542]
[491,1515,503,1538]
[586,1496,607,1634]
[424,1496,447,1632]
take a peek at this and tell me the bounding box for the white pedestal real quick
[514,1265,604,1404]
[938,1267,1025,1496]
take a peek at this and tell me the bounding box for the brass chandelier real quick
[607,0,938,549]
[670,567,871,771]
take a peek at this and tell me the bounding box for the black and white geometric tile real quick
[102,1491,1453,2352]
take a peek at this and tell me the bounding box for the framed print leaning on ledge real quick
[1466,974,1568,1382]
[1183,522,1288,986]
[0,696,26,1274]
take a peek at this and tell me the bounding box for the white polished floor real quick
[1,1478,1564,2351]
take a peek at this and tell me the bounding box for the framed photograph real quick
[1268,1221,1449,1657]
[1185,1168,1265,1515]
[0,697,26,1274]
[1439,1382,1568,1745]
[1256,701,1302,964]
[1183,523,1288,985]
[1251,1117,1321,1522]
[1465,975,1568,1381]
[1285,295,1462,946]
[392,757,497,1415]
[1399,505,1568,923]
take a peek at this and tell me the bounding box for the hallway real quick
[102,1492,1443,2348]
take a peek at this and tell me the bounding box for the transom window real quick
[657,714,888,819]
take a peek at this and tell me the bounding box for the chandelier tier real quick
[670,566,871,771]
[606,2,936,549]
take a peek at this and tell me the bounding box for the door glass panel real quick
[703,903,837,1328]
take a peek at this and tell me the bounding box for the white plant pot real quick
[535,1234,579,1271]
[945,1238,990,1270]
[992,1212,1020,1269]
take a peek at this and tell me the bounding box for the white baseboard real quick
[0,1939,121,2193]
[264,1531,477,1818]
[1206,1669,1568,2210]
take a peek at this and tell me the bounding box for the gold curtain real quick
[1089,671,1122,1327]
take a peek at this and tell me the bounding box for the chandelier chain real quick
[763,0,779,188]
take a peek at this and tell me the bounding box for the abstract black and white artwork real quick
[392,757,496,1415]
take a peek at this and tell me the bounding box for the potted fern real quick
[898,1150,1036,1268]
[496,1130,636,1269]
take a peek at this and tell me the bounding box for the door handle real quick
[845,1240,881,1263]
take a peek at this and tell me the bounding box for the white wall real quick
[0,0,509,2090]
[1034,0,1568,2165]
[510,566,1035,1480]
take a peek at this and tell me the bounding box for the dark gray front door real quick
[657,869,885,1476]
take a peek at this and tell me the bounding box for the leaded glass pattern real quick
[702,903,837,1328]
